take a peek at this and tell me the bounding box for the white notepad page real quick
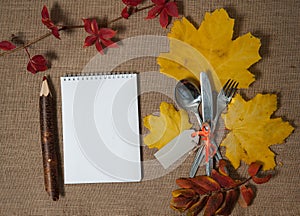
[60,74,141,184]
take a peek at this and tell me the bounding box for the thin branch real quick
[0,3,155,57]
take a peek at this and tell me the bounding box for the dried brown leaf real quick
[170,196,198,212]
[203,192,224,216]
[211,169,238,188]
[187,196,209,216]
[176,178,208,195]
[190,176,221,192]
[172,188,197,198]
[218,159,229,176]
[252,175,271,184]
[248,162,262,177]
[238,185,254,208]
[216,189,239,215]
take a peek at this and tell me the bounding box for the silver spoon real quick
[174,79,203,127]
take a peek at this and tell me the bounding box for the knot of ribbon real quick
[191,123,216,163]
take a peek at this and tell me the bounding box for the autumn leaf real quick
[146,0,179,28]
[171,160,272,215]
[27,55,48,74]
[82,18,118,54]
[143,102,192,149]
[0,41,16,50]
[41,5,60,39]
[238,185,254,208]
[221,94,294,170]
[216,189,239,215]
[157,8,261,90]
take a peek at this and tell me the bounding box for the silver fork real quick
[212,79,239,133]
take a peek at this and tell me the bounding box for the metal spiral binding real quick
[62,72,136,81]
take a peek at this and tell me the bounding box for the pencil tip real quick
[43,76,47,81]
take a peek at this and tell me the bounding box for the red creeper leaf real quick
[82,18,93,34]
[122,0,142,7]
[41,5,50,19]
[27,55,48,74]
[146,5,164,19]
[159,8,169,28]
[121,7,130,19]
[165,1,179,17]
[238,185,254,208]
[99,28,117,39]
[152,0,165,5]
[0,41,16,51]
[216,189,239,215]
[41,5,60,39]
[203,192,224,216]
[252,175,271,184]
[248,162,262,177]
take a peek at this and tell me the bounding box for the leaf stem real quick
[0,3,155,57]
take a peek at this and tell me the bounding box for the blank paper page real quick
[60,74,141,184]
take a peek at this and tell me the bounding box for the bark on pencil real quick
[39,76,59,201]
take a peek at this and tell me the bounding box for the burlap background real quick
[0,0,299,215]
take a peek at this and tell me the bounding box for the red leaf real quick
[99,28,117,39]
[159,9,169,28]
[90,19,99,34]
[190,176,221,192]
[211,169,237,188]
[27,55,48,74]
[252,175,271,184]
[51,27,60,39]
[84,35,97,47]
[82,18,93,34]
[248,162,262,177]
[41,5,50,19]
[152,0,165,5]
[41,6,60,39]
[238,185,254,208]
[101,38,118,48]
[216,189,239,215]
[165,1,179,17]
[95,40,104,54]
[187,196,209,216]
[146,5,164,19]
[203,192,224,216]
[31,55,47,66]
[122,0,142,6]
[0,41,16,51]
[121,7,130,19]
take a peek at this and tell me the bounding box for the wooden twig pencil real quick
[39,76,59,201]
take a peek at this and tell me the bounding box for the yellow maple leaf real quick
[143,102,192,149]
[157,8,261,90]
[221,94,294,170]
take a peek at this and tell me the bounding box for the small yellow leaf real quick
[143,102,192,149]
[157,8,261,90]
[221,94,294,170]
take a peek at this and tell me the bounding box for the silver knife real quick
[189,72,214,177]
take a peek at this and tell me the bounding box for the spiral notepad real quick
[60,73,141,184]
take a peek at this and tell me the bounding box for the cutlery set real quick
[175,72,238,177]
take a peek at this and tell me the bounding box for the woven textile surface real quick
[0,0,299,215]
